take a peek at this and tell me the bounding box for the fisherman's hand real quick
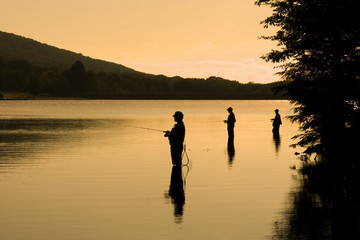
[223,120,227,123]
[164,131,171,137]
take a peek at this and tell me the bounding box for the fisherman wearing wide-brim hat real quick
[164,111,185,166]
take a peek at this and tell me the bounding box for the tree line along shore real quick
[0,58,286,100]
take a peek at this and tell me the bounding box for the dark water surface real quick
[0,100,300,240]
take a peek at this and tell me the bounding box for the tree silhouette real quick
[64,61,87,92]
[256,0,360,161]
[64,61,96,93]
[27,76,40,98]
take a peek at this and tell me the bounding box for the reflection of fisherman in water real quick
[271,109,282,133]
[273,130,281,154]
[227,137,235,166]
[224,107,236,139]
[167,166,185,222]
[164,111,185,166]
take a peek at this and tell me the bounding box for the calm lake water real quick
[0,100,300,240]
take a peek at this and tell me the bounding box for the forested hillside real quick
[0,31,285,99]
[0,31,136,73]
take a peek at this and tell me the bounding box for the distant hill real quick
[0,31,136,74]
[0,30,286,100]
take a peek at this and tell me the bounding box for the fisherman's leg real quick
[170,146,176,165]
[272,126,279,133]
[228,126,234,138]
[171,145,183,166]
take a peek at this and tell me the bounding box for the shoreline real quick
[1,92,288,100]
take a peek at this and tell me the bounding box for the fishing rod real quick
[119,124,165,133]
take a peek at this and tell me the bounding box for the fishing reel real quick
[164,130,171,137]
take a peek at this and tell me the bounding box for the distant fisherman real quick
[271,109,282,133]
[224,107,236,139]
[164,111,185,166]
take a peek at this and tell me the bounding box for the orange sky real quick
[1,0,279,83]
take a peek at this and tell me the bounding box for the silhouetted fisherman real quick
[164,111,185,166]
[224,107,236,139]
[271,109,282,133]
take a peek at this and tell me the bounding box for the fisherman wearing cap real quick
[224,107,236,139]
[164,111,185,166]
[271,109,282,133]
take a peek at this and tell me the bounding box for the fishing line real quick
[181,140,191,187]
[181,142,190,166]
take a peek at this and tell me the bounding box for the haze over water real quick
[0,100,299,240]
